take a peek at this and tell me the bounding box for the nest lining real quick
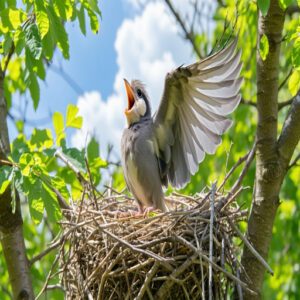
[56,184,253,300]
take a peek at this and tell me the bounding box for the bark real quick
[240,2,300,299]
[0,69,34,299]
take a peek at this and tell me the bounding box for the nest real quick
[56,182,257,300]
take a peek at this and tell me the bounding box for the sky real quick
[8,0,208,159]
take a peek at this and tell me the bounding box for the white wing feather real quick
[154,40,243,188]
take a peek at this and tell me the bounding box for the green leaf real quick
[279,0,294,9]
[19,153,34,176]
[87,137,99,161]
[22,176,44,224]
[292,39,300,68]
[0,8,26,31]
[28,72,40,110]
[47,5,70,59]
[15,120,24,133]
[25,23,42,60]
[52,111,65,146]
[62,147,86,173]
[87,9,99,33]
[77,5,86,35]
[0,166,12,195]
[14,27,25,55]
[42,183,62,222]
[51,176,70,200]
[11,135,29,162]
[53,0,74,20]
[66,104,83,129]
[30,128,53,149]
[258,0,270,16]
[259,34,269,61]
[85,0,101,15]
[288,69,300,96]
[34,0,50,39]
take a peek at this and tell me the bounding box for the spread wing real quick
[153,40,242,188]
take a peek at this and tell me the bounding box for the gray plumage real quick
[121,40,242,212]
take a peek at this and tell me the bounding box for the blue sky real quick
[9,0,199,158]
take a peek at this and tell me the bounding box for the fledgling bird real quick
[121,40,242,213]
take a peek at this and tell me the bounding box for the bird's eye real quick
[137,89,142,98]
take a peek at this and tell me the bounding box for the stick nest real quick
[57,183,253,300]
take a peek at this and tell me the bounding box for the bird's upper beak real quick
[124,79,135,113]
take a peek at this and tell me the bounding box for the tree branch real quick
[240,1,285,299]
[278,98,294,110]
[0,67,34,299]
[241,98,257,108]
[286,5,300,16]
[163,0,203,58]
[277,93,300,165]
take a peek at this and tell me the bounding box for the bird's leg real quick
[143,206,156,217]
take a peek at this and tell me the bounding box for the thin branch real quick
[277,94,300,166]
[241,98,257,108]
[209,183,216,300]
[278,68,292,91]
[29,238,63,266]
[227,218,273,275]
[163,0,203,58]
[278,98,294,110]
[217,144,256,193]
[288,153,300,169]
[49,64,84,95]
[286,5,300,16]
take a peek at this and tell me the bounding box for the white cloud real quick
[71,1,195,158]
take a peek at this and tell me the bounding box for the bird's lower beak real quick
[124,79,135,113]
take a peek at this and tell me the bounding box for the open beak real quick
[124,79,135,112]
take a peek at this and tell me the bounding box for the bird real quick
[121,39,242,214]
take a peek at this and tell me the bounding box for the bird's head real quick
[123,79,151,126]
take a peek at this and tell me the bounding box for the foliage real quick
[0,0,101,109]
[0,0,102,298]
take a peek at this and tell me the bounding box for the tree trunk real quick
[240,2,300,298]
[0,69,34,299]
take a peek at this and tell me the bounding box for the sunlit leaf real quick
[259,34,269,61]
[34,0,50,39]
[30,128,53,149]
[22,176,44,224]
[52,112,65,146]
[288,69,300,96]
[66,104,83,129]
[47,6,70,59]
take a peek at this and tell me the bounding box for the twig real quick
[278,68,293,91]
[35,253,60,299]
[55,149,87,185]
[136,262,159,300]
[228,142,256,196]
[209,183,216,300]
[227,218,274,275]
[241,98,257,108]
[30,238,63,266]
[288,153,300,169]
[217,145,255,193]
[163,0,203,58]
[172,235,256,295]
